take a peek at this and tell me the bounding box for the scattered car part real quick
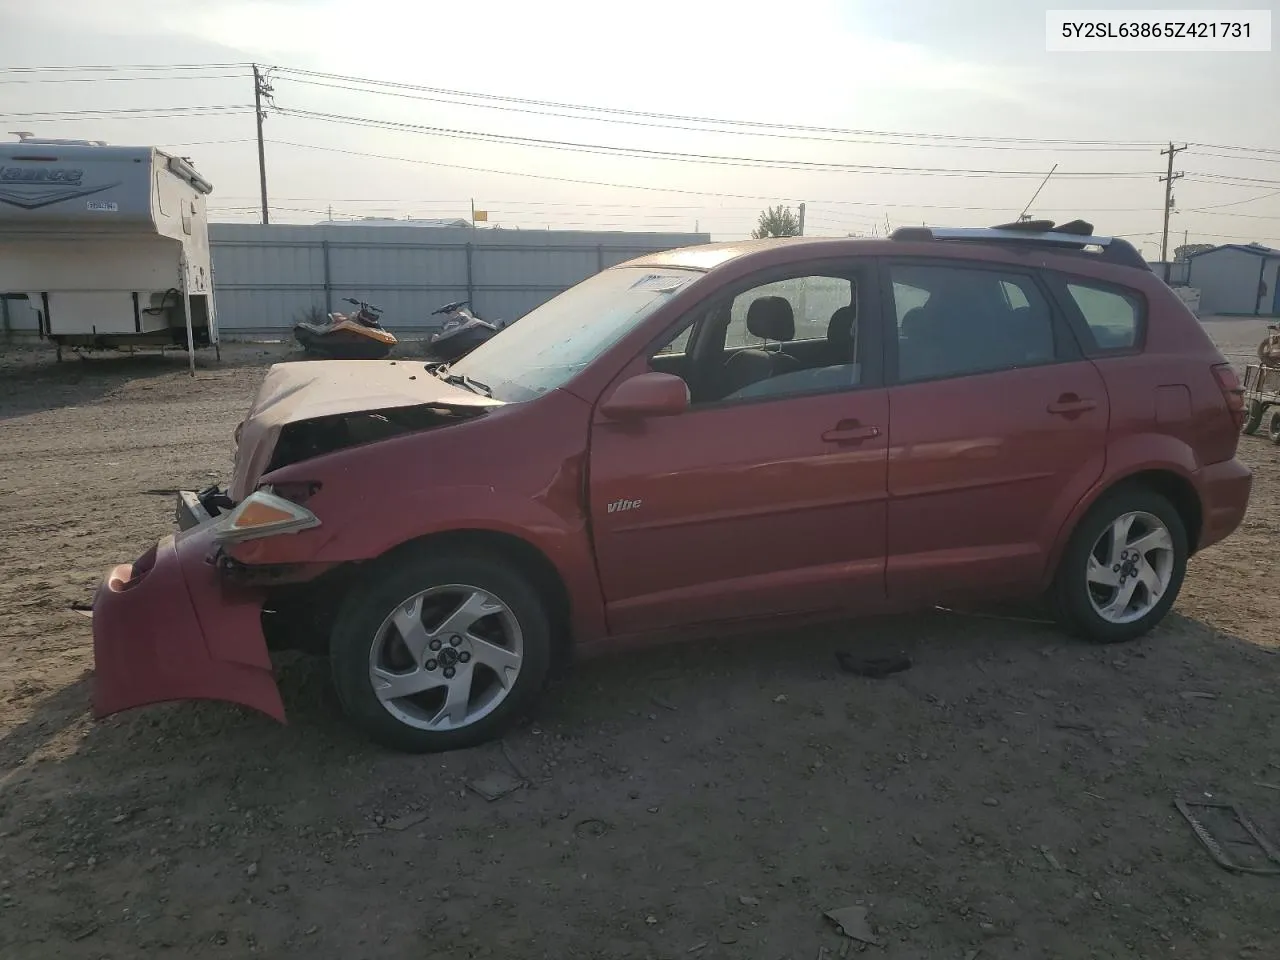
[1174,797,1280,876]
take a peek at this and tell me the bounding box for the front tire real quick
[1052,488,1188,644]
[330,549,552,752]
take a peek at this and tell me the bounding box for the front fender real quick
[230,484,609,644]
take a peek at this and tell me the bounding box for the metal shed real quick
[1185,243,1280,316]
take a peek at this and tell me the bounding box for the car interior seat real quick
[722,296,800,395]
[827,305,857,363]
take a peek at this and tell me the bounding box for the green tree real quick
[751,205,801,239]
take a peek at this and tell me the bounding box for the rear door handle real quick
[1047,395,1098,416]
[822,423,881,443]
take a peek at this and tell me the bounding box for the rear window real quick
[1065,281,1142,350]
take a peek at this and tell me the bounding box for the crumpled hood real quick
[229,360,501,500]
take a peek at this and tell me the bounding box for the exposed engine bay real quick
[266,403,486,475]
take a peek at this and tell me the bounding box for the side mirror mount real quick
[600,372,689,421]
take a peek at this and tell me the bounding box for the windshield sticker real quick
[629,273,691,293]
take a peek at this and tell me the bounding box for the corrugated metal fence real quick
[209,224,711,336]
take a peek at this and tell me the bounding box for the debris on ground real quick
[1040,846,1064,870]
[499,740,532,782]
[1174,797,1280,876]
[466,770,524,802]
[1180,691,1218,701]
[835,651,912,678]
[824,905,881,945]
[383,810,429,832]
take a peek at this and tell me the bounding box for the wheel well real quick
[1114,469,1203,552]
[381,528,576,674]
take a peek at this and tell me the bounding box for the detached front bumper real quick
[91,514,286,723]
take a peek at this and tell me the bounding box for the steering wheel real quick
[431,299,469,315]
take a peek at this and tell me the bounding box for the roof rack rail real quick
[889,220,1149,271]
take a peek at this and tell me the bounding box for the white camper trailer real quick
[0,136,218,366]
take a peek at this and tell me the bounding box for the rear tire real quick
[1242,400,1263,435]
[1052,488,1188,645]
[330,549,552,753]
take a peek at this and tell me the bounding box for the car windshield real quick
[448,266,700,402]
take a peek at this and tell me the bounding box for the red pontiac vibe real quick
[92,222,1253,752]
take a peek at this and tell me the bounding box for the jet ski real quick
[293,298,398,360]
[422,300,504,363]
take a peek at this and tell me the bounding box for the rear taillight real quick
[1212,363,1246,429]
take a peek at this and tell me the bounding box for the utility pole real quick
[797,202,806,236]
[1159,142,1186,281]
[252,65,273,225]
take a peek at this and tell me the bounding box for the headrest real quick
[746,296,794,342]
[827,306,857,347]
[899,306,929,338]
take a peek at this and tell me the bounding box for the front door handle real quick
[822,422,881,443]
[1047,394,1098,416]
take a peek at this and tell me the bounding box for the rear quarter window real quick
[1064,281,1143,351]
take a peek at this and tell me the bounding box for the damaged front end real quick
[92,360,501,724]
[92,489,324,722]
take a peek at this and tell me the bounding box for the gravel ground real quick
[1,320,1278,960]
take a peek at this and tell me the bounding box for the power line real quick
[0,72,246,85]
[1,105,252,119]
[210,192,1168,214]
[1182,189,1280,209]
[8,60,1280,162]
[259,139,1155,208]
[275,107,1160,179]
[1186,172,1280,188]
[0,63,247,74]
[271,74,1154,153]
[271,65,1163,150]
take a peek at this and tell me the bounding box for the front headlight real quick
[211,489,320,544]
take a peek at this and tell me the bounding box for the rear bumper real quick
[1195,456,1252,551]
[91,522,285,723]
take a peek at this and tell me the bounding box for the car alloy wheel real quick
[331,549,552,752]
[1053,487,1187,644]
[368,584,524,732]
[1084,511,1176,625]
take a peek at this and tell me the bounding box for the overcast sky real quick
[1,0,1277,250]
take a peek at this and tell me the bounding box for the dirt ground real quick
[1,322,1278,960]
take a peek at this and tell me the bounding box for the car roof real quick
[617,226,1152,286]
[618,236,876,273]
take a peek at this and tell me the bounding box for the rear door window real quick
[887,263,1059,384]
